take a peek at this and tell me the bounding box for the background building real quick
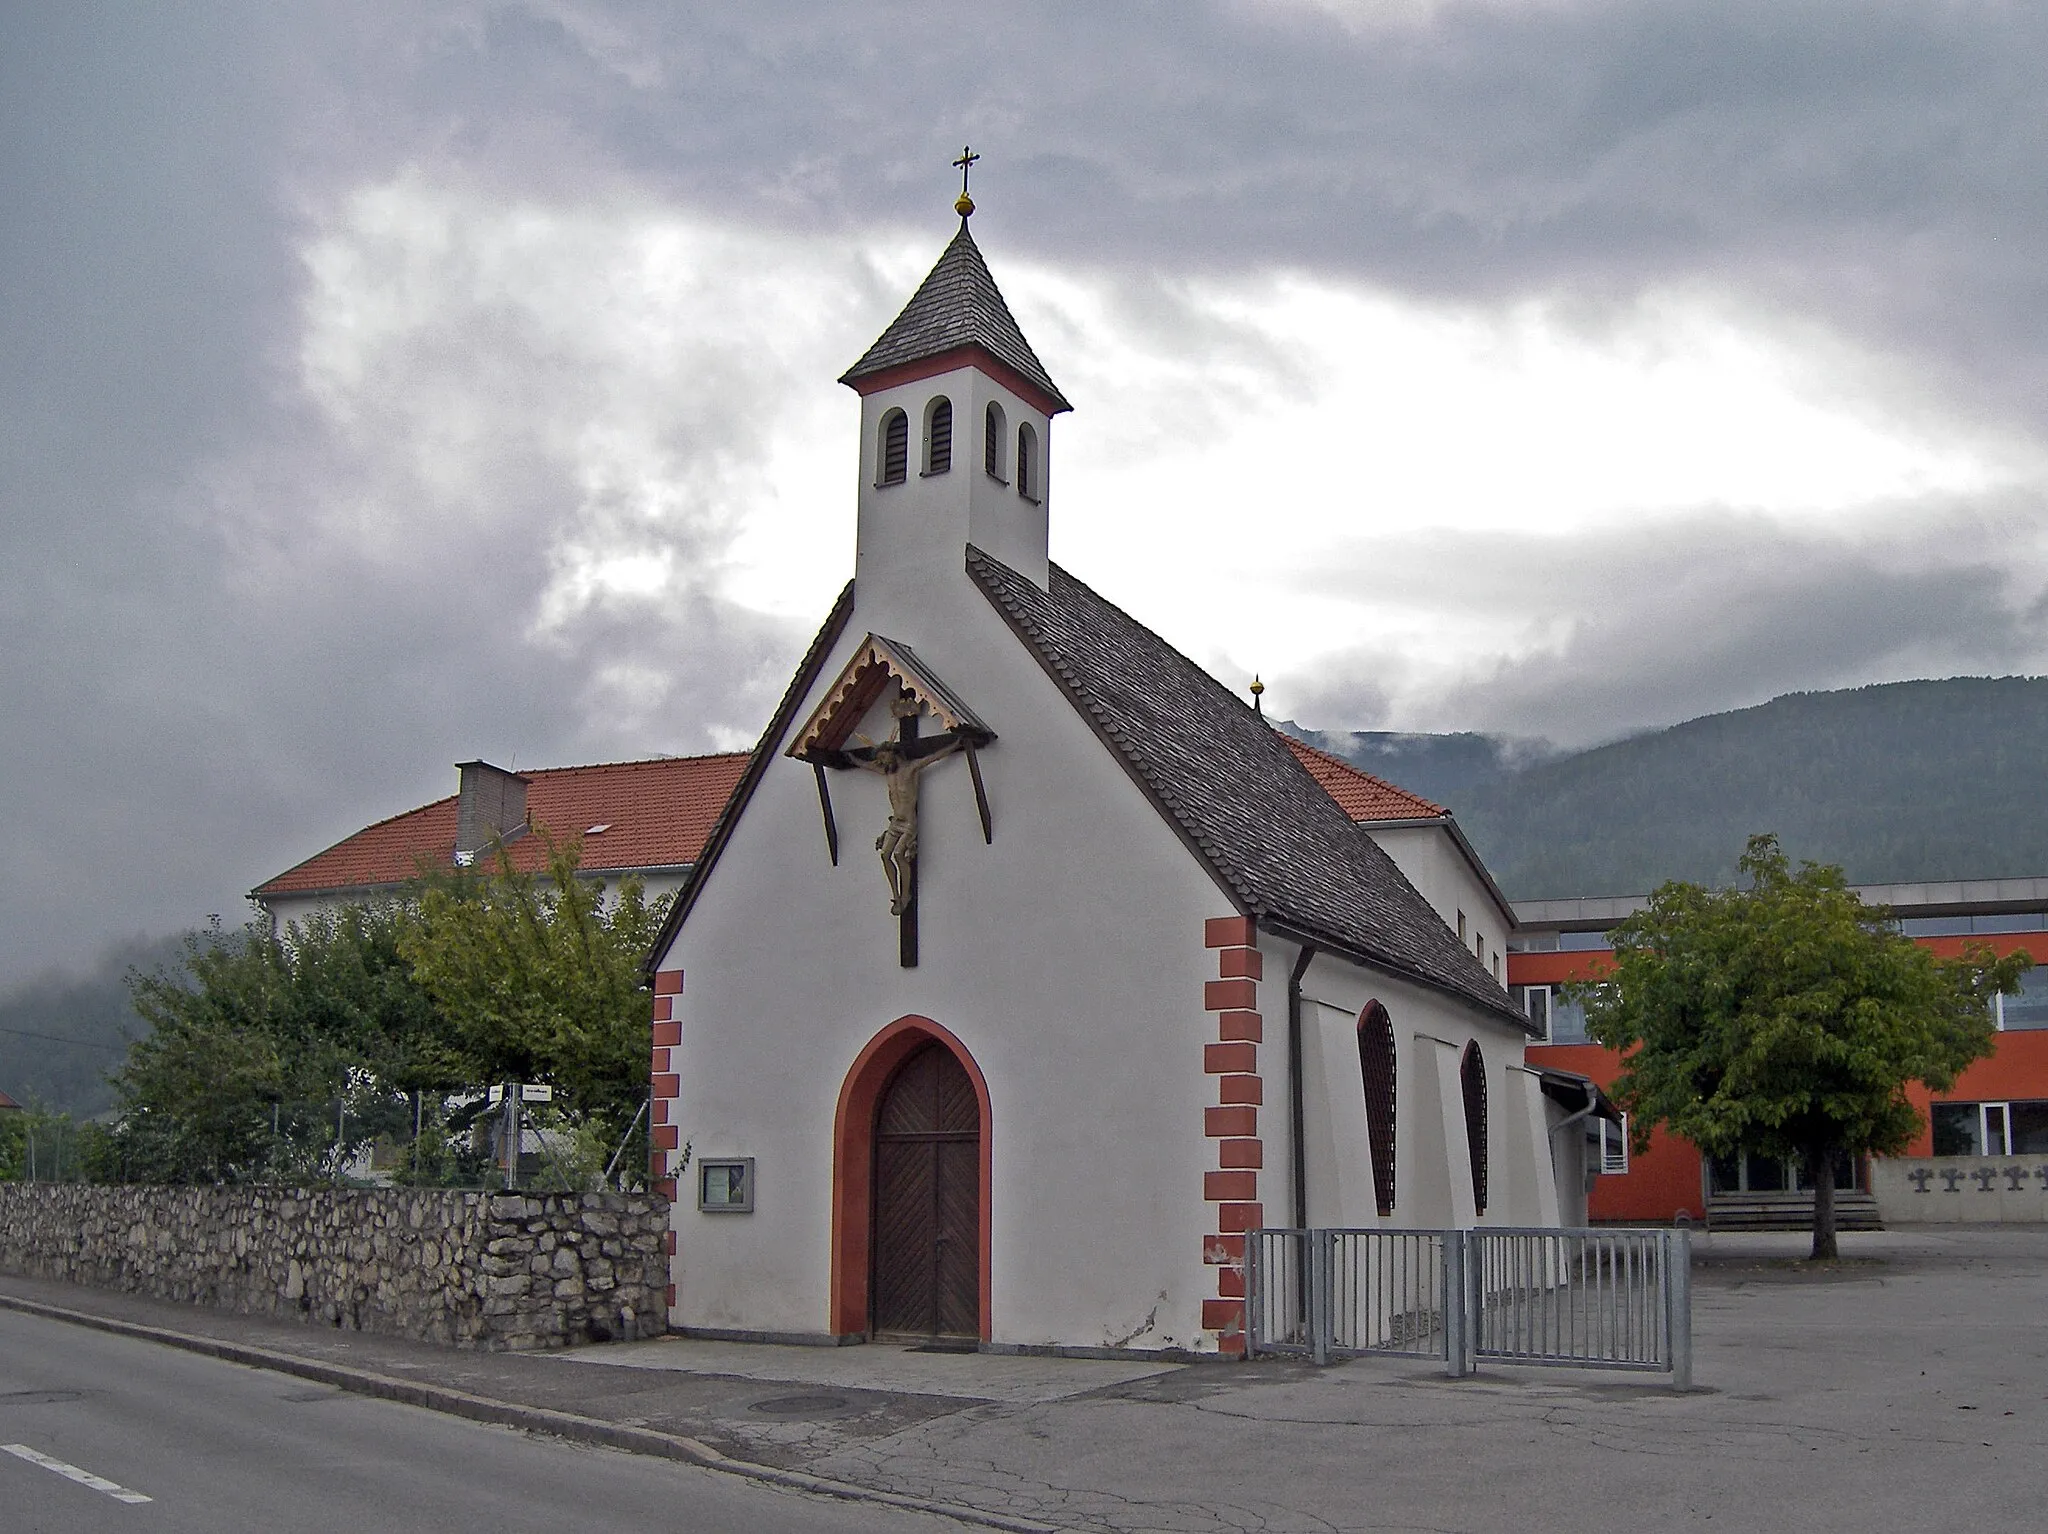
[1510,877,2048,1225]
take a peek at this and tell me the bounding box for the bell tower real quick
[839,151,1071,615]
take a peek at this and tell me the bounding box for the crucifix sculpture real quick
[785,634,996,968]
[852,693,966,919]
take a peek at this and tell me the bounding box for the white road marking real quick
[2,1442,153,1503]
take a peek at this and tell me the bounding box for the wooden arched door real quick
[871,1041,981,1338]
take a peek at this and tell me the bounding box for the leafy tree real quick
[108,907,443,1184]
[1579,834,2028,1259]
[399,831,666,1148]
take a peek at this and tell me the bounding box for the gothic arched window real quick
[1357,1001,1396,1216]
[925,397,953,475]
[983,401,1007,482]
[1015,422,1038,501]
[1460,1041,1488,1215]
[879,409,909,486]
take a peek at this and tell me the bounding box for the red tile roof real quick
[0,1088,21,1111]
[255,754,750,898]
[1281,735,1447,824]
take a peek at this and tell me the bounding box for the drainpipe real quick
[1288,943,1318,1231]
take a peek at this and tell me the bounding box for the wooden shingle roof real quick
[838,222,1071,413]
[968,549,1528,1026]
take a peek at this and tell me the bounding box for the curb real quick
[0,1292,1059,1534]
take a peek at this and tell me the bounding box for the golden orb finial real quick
[1249,675,1265,714]
[952,145,979,220]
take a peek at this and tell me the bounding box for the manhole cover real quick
[0,1390,84,1407]
[748,1393,850,1416]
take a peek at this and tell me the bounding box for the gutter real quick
[1287,942,1317,1230]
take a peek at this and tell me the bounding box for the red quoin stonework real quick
[649,972,685,1221]
[1202,915,1261,1354]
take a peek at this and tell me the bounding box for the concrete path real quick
[550,1334,1180,1403]
[5,1225,2046,1532]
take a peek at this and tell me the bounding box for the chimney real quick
[455,761,530,861]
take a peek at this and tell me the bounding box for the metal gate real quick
[1247,1226,1691,1385]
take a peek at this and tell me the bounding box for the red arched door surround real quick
[830,1015,993,1340]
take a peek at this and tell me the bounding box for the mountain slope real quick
[1296,677,2048,901]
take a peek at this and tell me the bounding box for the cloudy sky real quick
[7,0,2048,992]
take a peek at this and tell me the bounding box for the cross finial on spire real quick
[953,145,979,219]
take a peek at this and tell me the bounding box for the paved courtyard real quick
[4,1226,2044,1533]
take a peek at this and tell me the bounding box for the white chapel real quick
[643,183,1568,1355]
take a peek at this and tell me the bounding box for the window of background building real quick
[1998,969,2048,1030]
[1934,1100,2048,1155]
[1518,984,1592,1045]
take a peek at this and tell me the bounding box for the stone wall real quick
[0,1185,670,1350]
[1873,1156,2048,1224]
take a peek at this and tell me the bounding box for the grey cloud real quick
[10,0,2048,993]
[1284,503,2048,745]
[374,3,2048,429]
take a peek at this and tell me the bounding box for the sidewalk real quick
[6,1225,2047,1533]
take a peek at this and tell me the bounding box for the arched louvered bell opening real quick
[926,397,952,475]
[983,401,1006,482]
[880,409,909,486]
[1356,1001,1396,1217]
[1015,422,1036,500]
[1460,1041,1488,1215]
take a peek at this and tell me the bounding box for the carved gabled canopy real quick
[786,634,994,764]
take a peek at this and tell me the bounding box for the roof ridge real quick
[522,750,752,775]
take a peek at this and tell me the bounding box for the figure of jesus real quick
[855,729,965,916]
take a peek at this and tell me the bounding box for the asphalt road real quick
[0,1307,969,1534]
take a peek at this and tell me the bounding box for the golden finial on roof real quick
[953,144,979,219]
[1249,675,1265,715]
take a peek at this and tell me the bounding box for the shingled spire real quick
[839,222,1071,415]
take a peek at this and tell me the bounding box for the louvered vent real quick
[1460,1041,1488,1214]
[926,398,952,474]
[1015,423,1035,499]
[983,401,1006,481]
[1356,1001,1397,1216]
[880,410,909,485]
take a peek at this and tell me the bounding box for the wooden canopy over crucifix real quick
[787,635,997,967]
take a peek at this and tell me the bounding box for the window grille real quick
[925,397,952,475]
[1356,1001,1397,1216]
[1460,1041,1488,1214]
[880,410,908,485]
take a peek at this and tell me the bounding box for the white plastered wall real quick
[1280,945,1552,1231]
[1365,823,1514,985]
[258,868,688,937]
[660,566,1235,1352]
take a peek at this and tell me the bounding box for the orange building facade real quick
[1507,879,2048,1224]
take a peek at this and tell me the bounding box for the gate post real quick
[1442,1231,1469,1377]
[1309,1228,1333,1366]
[1666,1226,1693,1389]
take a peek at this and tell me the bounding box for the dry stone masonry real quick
[0,1185,669,1350]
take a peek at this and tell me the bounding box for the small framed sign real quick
[698,1158,755,1213]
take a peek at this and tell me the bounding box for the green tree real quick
[110,906,445,1184]
[399,832,666,1152]
[1579,834,2028,1259]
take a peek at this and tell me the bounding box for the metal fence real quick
[1247,1225,1691,1385]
